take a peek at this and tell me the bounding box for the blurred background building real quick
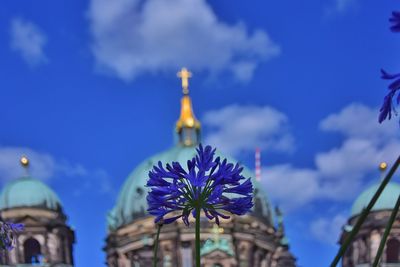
[340,163,400,267]
[0,157,75,266]
[104,69,297,267]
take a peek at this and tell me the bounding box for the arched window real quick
[386,238,400,263]
[23,238,42,264]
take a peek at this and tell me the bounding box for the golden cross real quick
[177,67,192,95]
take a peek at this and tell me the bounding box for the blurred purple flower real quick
[379,11,400,124]
[379,69,400,123]
[0,221,24,250]
[390,11,400,32]
[146,144,253,225]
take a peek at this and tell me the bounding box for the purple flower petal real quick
[146,144,254,226]
[390,11,400,32]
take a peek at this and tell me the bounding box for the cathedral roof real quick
[201,238,234,257]
[0,176,63,212]
[351,182,400,216]
[107,68,273,230]
[108,145,273,230]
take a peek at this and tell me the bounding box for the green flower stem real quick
[330,155,400,267]
[195,206,201,267]
[372,193,400,267]
[153,223,162,267]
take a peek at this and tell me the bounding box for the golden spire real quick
[20,155,30,177]
[379,162,388,172]
[379,162,388,182]
[176,95,201,130]
[177,67,192,95]
[20,155,29,168]
[175,68,201,146]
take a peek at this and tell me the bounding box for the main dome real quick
[108,145,273,230]
[108,70,274,230]
[0,176,62,212]
[351,182,400,217]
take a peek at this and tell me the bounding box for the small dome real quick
[0,177,62,212]
[108,145,273,230]
[351,182,400,216]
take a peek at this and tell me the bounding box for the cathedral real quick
[103,68,297,267]
[339,163,400,267]
[0,156,75,266]
[0,68,297,267]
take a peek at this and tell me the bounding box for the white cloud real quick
[335,0,356,13]
[203,102,398,245]
[0,147,55,182]
[10,18,48,66]
[260,103,400,211]
[316,103,400,200]
[262,165,319,211]
[315,138,400,200]
[87,0,280,82]
[0,146,113,195]
[310,214,347,245]
[320,103,398,143]
[203,105,294,156]
[324,0,358,16]
[70,169,114,197]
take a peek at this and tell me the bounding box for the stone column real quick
[47,233,60,262]
[138,248,153,266]
[64,234,72,264]
[117,252,129,267]
[370,230,381,263]
[160,240,174,267]
[106,252,119,267]
[181,241,193,267]
[237,240,252,267]
[253,248,264,267]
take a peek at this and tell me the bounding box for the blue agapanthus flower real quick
[146,144,253,225]
[379,11,400,124]
[379,69,400,123]
[0,221,24,250]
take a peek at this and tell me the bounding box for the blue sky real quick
[0,0,400,266]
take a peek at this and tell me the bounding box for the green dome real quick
[0,177,62,212]
[351,182,400,216]
[108,145,273,230]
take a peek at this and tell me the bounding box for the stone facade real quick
[340,210,400,267]
[0,207,75,267]
[104,213,296,267]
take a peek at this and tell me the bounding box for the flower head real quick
[146,144,253,225]
[379,69,400,123]
[0,221,24,250]
[390,11,400,32]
